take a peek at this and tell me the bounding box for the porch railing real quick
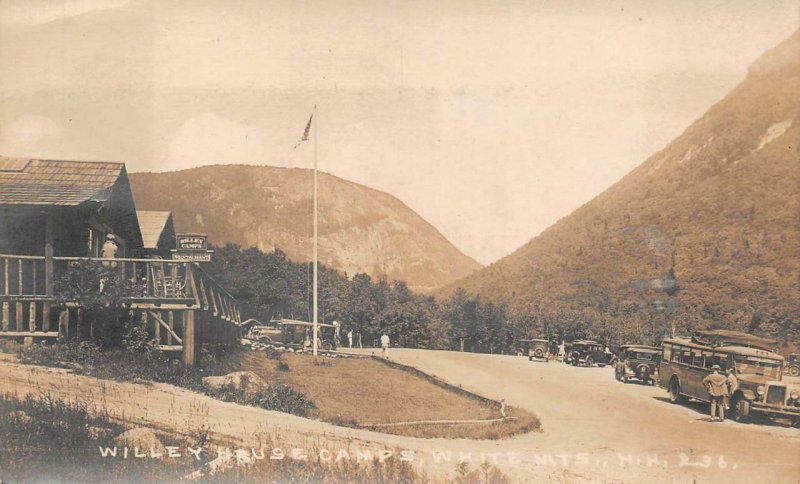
[0,254,241,340]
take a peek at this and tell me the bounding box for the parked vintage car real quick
[520,338,550,362]
[567,340,615,367]
[786,354,800,377]
[659,330,800,424]
[614,345,660,384]
[247,319,338,351]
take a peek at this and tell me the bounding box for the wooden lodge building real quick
[0,157,241,365]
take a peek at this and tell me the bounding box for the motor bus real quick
[247,319,338,351]
[659,332,800,424]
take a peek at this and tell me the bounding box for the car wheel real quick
[788,366,800,377]
[534,348,545,359]
[668,378,685,404]
[321,341,333,351]
[586,357,594,367]
[730,396,751,422]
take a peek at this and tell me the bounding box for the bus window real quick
[662,345,672,361]
[690,349,704,367]
[706,353,724,369]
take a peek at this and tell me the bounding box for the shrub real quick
[248,384,316,416]
[207,382,316,417]
[18,341,227,391]
[276,361,290,372]
[264,346,282,360]
[53,261,134,349]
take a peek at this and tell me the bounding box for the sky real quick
[0,0,798,264]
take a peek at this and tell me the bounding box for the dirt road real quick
[2,350,798,483]
[377,348,800,483]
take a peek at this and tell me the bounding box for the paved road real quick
[371,348,800,483]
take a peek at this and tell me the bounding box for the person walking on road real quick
[702,365,728,421]
[380,333,390,359]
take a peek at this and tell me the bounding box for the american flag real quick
[293,114,313,149]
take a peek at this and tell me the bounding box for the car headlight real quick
[791,390,799,400]
[757,386,765,396]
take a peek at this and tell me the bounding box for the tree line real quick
[206,244,679,353]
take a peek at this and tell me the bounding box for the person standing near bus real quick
[702,365,728,421]
[725,367,739,410]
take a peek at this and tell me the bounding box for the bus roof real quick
[692,330,776,351]
[662,337,783,360]
[619,344,660,353]
[270,318,336,329]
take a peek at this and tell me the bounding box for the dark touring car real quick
[614,345,660,384]
[520,339,550,362]
[566,340,615,367]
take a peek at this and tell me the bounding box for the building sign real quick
[172,233,213,262]
[176,234,208,251]
[172,251,212,262]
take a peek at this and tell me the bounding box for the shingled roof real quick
[137,210,174,249]
[0,157,125,205]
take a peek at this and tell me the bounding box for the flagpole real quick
[312,104,319,357]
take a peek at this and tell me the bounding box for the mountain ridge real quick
[129,164,482,292]
[440,30,800,344]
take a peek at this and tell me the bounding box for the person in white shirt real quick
[380,333,390,359]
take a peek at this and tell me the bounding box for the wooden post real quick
[183,309,195,366]
[15,302,23,332]
[183,263,195,366]
[154,310,161,344]
[44,212,54,333]
[42,302,50,333]
[2,302,8,332]
[58,309,69,340]
[171,264,178,297]
[24,301,36,346]
[167,311,174,345]
[76,307,83,340]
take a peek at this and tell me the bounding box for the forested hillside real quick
[442,31,800,349]
[130,165,481,293]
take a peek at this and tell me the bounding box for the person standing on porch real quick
[347,329,353,348]
[101,233,118,267]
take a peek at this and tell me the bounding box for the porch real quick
[0,254,242,366]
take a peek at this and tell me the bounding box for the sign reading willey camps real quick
[172,234,213,262]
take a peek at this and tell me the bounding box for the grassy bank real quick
[0,392,513,483]
[0,392,420,483]
[227,351,540,439]
[9,341,539,440]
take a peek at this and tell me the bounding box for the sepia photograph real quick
[0,1,798,482]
